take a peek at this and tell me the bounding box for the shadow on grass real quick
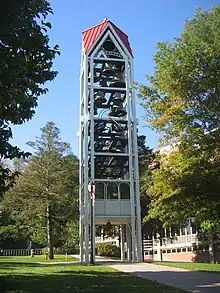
[0,263,186,293]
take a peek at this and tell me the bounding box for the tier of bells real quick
[88,39,127,118]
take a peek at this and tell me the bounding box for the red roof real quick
[82,19,133,57]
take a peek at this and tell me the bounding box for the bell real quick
[109,104,127,117]
[102,63,115,77]
[94,91,106,106]
[102,62,123,77]
[102,39,115,52]
[113,140,124,152]
[112,92,124,106]
[109,72,126,88]
[99,78,107,87]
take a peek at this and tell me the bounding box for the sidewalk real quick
[108,262,220,293]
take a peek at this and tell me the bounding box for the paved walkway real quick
[107,262,220,293]
[73,255,220,292]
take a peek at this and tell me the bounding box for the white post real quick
[79,57,84,263]
[130,60,142,262]
[90,57,96,264]
[120,225,125,261]
[126,224,131,261]
[125,59,136,262]
[83,54,89,264]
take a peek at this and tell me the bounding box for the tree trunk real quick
[208,230,216,264]
[47,204,54,259]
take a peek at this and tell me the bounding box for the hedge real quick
[96,243,120,258]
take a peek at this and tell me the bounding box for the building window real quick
[107,183,118,199]
[95,182,105,199]
[120,183,130,199]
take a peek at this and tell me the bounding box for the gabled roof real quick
[82,19,133,57]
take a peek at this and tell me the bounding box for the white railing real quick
[95,236,120,246]
[1,248,43,257]
[143,233,198,251]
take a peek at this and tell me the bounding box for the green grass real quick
[0,254,77,263]
[154,261,220,274]
[0,260,187,293]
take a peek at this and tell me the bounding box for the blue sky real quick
[11,0,219,156]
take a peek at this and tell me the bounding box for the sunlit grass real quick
[0,254,77,263]
[0,261,187,293]
[154,261,220,274]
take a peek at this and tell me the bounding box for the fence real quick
[1,249,43,257]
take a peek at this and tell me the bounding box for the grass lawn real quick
[154,261,220,274]
[0,254,77,263]
[0,259,187,293]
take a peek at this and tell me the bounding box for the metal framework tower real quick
[79,19,142,264]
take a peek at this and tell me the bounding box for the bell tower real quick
[79,19,142,263]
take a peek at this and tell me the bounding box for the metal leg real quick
[120,225,125,261]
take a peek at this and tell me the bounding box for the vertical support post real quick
[120,225,125,261]
[83,54,89,264]
[90,183,95,264]
[89,57,96,264]
[126,224,131,261]
[125,59,136,262]
[79,59,84,263]
[129,60,142,262]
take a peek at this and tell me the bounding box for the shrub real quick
[96,243,120,258]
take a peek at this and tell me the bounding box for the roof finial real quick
[103,18,108,22]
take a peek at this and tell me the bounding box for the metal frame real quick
[79,22,142,264]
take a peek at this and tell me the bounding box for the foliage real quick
[96,243,120,258]
[139,7,220,145]
[2,122,78,257]
[138,7,220,231]
[0,0,59,197]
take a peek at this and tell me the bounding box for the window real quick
[95,182,104,199]
[177,248,181,253]
[107,183,118,199]
[120,183,130,199]
[182,248,186,252]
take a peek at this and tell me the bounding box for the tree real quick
[138,7,220,147]
[138,7,220,225]
[138,7,220,262]
[3,122,78,258]
[0,1,59,197]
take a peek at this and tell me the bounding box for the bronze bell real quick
[102,39,115,52]
[102,63,115,78]
[102,62,123,77]
[99,78,107,87]
[109,104,127,117]
[112,92,124,106]
[109,72,126,88]
[114,140,124,152]
[94,91,107,106]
